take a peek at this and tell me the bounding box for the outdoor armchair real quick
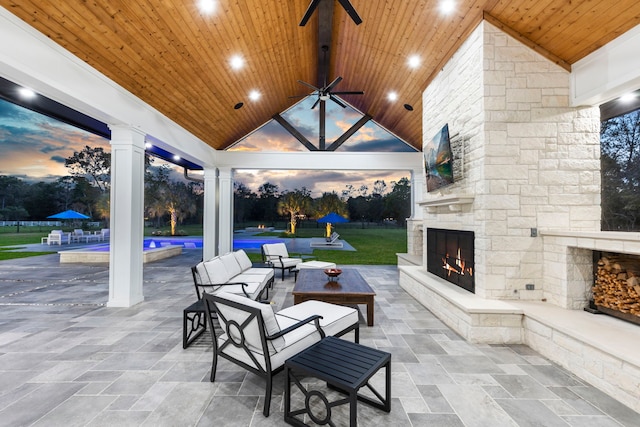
[261,242,302,280]
[202,291,359,417]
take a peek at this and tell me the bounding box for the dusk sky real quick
[0,96,415,197]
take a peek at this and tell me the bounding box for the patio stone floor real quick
[0,250,638,426]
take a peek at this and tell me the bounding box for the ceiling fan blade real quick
[299,0,322,26]
[325,76,343,92]
[297,80,321,92]
[311,98,321,109]
[337,0,363,25]
[332,91,364,95]
[329,95,347,108]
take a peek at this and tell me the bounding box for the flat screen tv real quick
[424,123,454,192]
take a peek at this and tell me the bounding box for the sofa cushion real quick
[220,253,242,277]
[202,258,231,284]
[233,250,253,271]
[233,273,272,291]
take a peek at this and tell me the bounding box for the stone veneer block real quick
[399,266,523,344]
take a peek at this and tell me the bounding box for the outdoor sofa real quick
[184,249,275,348]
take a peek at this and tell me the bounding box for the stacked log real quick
[593,255,640,317]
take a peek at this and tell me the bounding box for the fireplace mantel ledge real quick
[419,194,474,212]
[539,230,640,241]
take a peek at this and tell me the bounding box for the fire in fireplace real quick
[427,228,475,293]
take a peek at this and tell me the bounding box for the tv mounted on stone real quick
[423,123,454,192]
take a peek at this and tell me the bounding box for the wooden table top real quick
[293,268,376,297]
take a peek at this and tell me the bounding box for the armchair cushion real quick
[276,300,358,338]
[213,292,285,351]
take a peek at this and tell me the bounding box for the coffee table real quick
[293,268,376,326]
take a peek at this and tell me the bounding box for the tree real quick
[65,145,111,193]
[234,181,256,224]
[314,192,349,236]
[601,110,640,230]
[145,165,198,235]
[278,189,312,234]
[257,182,279,223]
[0,175,29,219]
[384,177,411,226]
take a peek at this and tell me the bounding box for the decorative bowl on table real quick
[324,268,342,281]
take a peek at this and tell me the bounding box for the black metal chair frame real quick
[183,265,271,349]
[203,292,326,417]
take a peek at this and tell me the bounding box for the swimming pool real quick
[78,237,284,251]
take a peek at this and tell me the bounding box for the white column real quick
[107,126,146,307]
[411,168,425,220]
[218,167,233,254]
[202,167,218,260]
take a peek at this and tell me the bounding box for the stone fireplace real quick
[426,228,475,293]
[397,20,640,413]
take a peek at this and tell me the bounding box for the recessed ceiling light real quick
[234,102,244,110]
[173,155,181,161]
[404,104,414,111]
[620,93,637,103]
[407,55,420,68]
[249,90,261,101]
[230,55,245,70]
[197,0,216,15]
[440,0,455,15]
[387,92,398,102]
[17,87,36,99]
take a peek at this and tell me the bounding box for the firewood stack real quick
[593,255,640,317]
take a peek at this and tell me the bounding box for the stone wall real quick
[420,21,601,301]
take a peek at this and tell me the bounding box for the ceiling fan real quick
[293,76,364,109]
[299,0,362,26]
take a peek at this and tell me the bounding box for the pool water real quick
[85,237,283,252]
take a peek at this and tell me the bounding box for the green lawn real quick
[0,225,407,264]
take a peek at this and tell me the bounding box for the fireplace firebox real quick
[427,228,475,293]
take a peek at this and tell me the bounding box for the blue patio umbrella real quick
[316,212,348,237]
[316,212,349,224]
[47,209,91,220]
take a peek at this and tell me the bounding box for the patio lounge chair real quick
[310,232,344,248]
[202,291,359,417]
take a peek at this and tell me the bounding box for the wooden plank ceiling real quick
[2,0,640,151]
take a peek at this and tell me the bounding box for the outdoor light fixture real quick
[197,0,216,15]
[407,55,420,68]
[387,91,398,102]
[145,142,153,149]
[620,93,637,103]
[173,154,181,161]
[17,87,36,99]
[249,90,261,101]
[440,0,455,14]
[229,55,245,70]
